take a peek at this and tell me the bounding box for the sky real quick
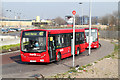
[1,1,118,20]
[1,0,120,2]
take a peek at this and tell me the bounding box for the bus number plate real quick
[30,60,36,62]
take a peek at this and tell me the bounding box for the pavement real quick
[1,39,115,78]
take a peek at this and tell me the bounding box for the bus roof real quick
[23,28,85,34]
[84,28,98,30]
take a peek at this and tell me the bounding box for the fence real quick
[99,30,119,40]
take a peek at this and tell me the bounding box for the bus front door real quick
[49,36,56,61]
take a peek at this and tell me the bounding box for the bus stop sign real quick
[72,10,76,15]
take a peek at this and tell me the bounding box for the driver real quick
[34,41,39,47]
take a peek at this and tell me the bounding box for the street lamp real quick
[6,10,12,18]
[79,2,83,25]
[6,9,12,36]
[14,11,17,19]
[88,0,92,56]
[17,13,21,19]
[6,9,12,27]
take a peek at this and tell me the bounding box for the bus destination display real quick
[23,31,46,36]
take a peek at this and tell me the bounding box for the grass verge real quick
[0,43,20,53]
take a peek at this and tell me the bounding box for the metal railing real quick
[99,30,118,40]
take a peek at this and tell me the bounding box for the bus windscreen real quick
[21,31,46,53]
[85,29,98,42]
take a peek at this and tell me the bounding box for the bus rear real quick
[20,30,50,63]
[84,28,99,48]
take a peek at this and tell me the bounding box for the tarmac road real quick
[1,39,114,78]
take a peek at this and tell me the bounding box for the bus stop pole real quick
[88,0,92,55]
[73,14,75,67]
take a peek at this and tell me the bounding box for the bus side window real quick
[81,32,85,43]
[75,33,79,45]
[79,32,82,44]
[64,34,71,47]
[55,35,62,48]
[48,37,50,50]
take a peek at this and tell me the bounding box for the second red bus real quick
[84,28,99,48]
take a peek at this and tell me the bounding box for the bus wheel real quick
[57,52,61,62]
[77,48,80,55]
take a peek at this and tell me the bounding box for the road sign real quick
[72,10,76,67]
[72,10,76,15]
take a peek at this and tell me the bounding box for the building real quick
[32,16,53,27]
[0,18,33,27]
[80,16,98,25]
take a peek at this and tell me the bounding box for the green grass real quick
[86,64,92,66]
[104,54,111,58]
[68,69,77,73]
[0,43,20,52]
[82,65,87,68]
[98,58,104,61]
[94,61,98,63]
[78,67,84,70]
[98,42,119,60]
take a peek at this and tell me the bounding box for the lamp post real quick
[6,9,11,36]
[88,0,92,56]
[17,12,21,28]
[79,2,83,25]
[14,11,17,19]
[6,9,12,27]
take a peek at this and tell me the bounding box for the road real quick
[1,40,114,78]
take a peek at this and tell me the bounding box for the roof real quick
[84,28,98,30]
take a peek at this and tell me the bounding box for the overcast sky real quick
[2,2,118,19]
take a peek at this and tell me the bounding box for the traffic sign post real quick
[72,10,76,67]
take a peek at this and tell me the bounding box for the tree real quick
[99,11,119,31]
[100,14,109,25]
[54,17,66,26]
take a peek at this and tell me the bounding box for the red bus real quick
[20,29,86,63]
[84,28,99,48]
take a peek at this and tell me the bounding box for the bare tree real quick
[54,17,66,26]
[100,11,118,31]
[109,15,116,26]
[101,14,109,25]
[113,11,118,26]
